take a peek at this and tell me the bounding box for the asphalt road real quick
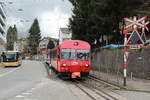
[0,60,91,100]
[0,60,47,100]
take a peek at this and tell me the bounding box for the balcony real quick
[0,31,6,43]
[0,14,5,26]
[0,23,6,35]
[0,5,6,19]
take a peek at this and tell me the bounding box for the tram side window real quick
[77,50,90,60]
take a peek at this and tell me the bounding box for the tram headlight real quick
[62,63,67,67]
[85,64,89,67]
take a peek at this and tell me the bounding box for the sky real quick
[3,0,73,38]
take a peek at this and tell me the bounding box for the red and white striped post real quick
[123,27,128,86]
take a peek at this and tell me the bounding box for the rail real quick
[71,79,126,100]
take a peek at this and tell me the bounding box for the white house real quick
[59,28,72,45]
[13,38,28,53]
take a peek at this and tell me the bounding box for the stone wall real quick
[92,48,150,79]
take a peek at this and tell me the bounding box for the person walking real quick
[1,52,6,62]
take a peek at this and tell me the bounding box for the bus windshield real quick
[6,54,17,59]
[61,49,90,60]
[2,52,19,62]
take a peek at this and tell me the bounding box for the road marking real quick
[28,90,33,92]
[22,92,32,95]
[31,88,36,90]
[25,99,38,100]
[15,95,25,98]
[35,82,47,88]
[0,68,18,78]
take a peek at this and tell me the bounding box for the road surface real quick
[0,60,91,100]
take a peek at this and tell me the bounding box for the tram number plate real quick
[72,72,80,78]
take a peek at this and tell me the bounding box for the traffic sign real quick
[124,16,149,46]
[129,45,141,49]
[126,30,144,45]
[124,16,149,31]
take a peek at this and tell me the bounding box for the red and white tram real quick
[49,40,91,79]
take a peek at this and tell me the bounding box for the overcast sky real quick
[3,0,72,38]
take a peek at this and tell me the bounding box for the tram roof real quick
[60,40,90,49]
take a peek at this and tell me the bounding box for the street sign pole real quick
[123,25,128,86]
[123,50,127,86]
[123,16,149,86]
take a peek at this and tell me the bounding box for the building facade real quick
[13,38,28,53]
[59,28,72,45]
[0,4,6,54]
[38,37,58,60]
[39,37,58,55]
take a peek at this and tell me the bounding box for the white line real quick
[0,68,18,78]
[28,90,33,92]
[31,88,36,90]
[15,95,25,98]
[25,99,38,100]
[22,92,32,95]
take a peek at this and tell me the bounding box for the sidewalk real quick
[90,70,150,92]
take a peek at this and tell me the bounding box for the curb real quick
[101,78,150,93]
[123,88,150,93]
[43,62,50,77]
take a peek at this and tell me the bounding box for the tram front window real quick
[76,49,90,60]
[61,49,76,60]
[61,49,90,60]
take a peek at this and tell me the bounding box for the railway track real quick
[88,75,126,90]
[74,80,122,100]
[45,64,127,100]
[71,75,127,100]
[73,82,97,100]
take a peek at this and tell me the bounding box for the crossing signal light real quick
[136,40,141,44]
[127,40,142,45]
[127,40,133,44]
[127,31,144,45]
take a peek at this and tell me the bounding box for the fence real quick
[91,48,150,84]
